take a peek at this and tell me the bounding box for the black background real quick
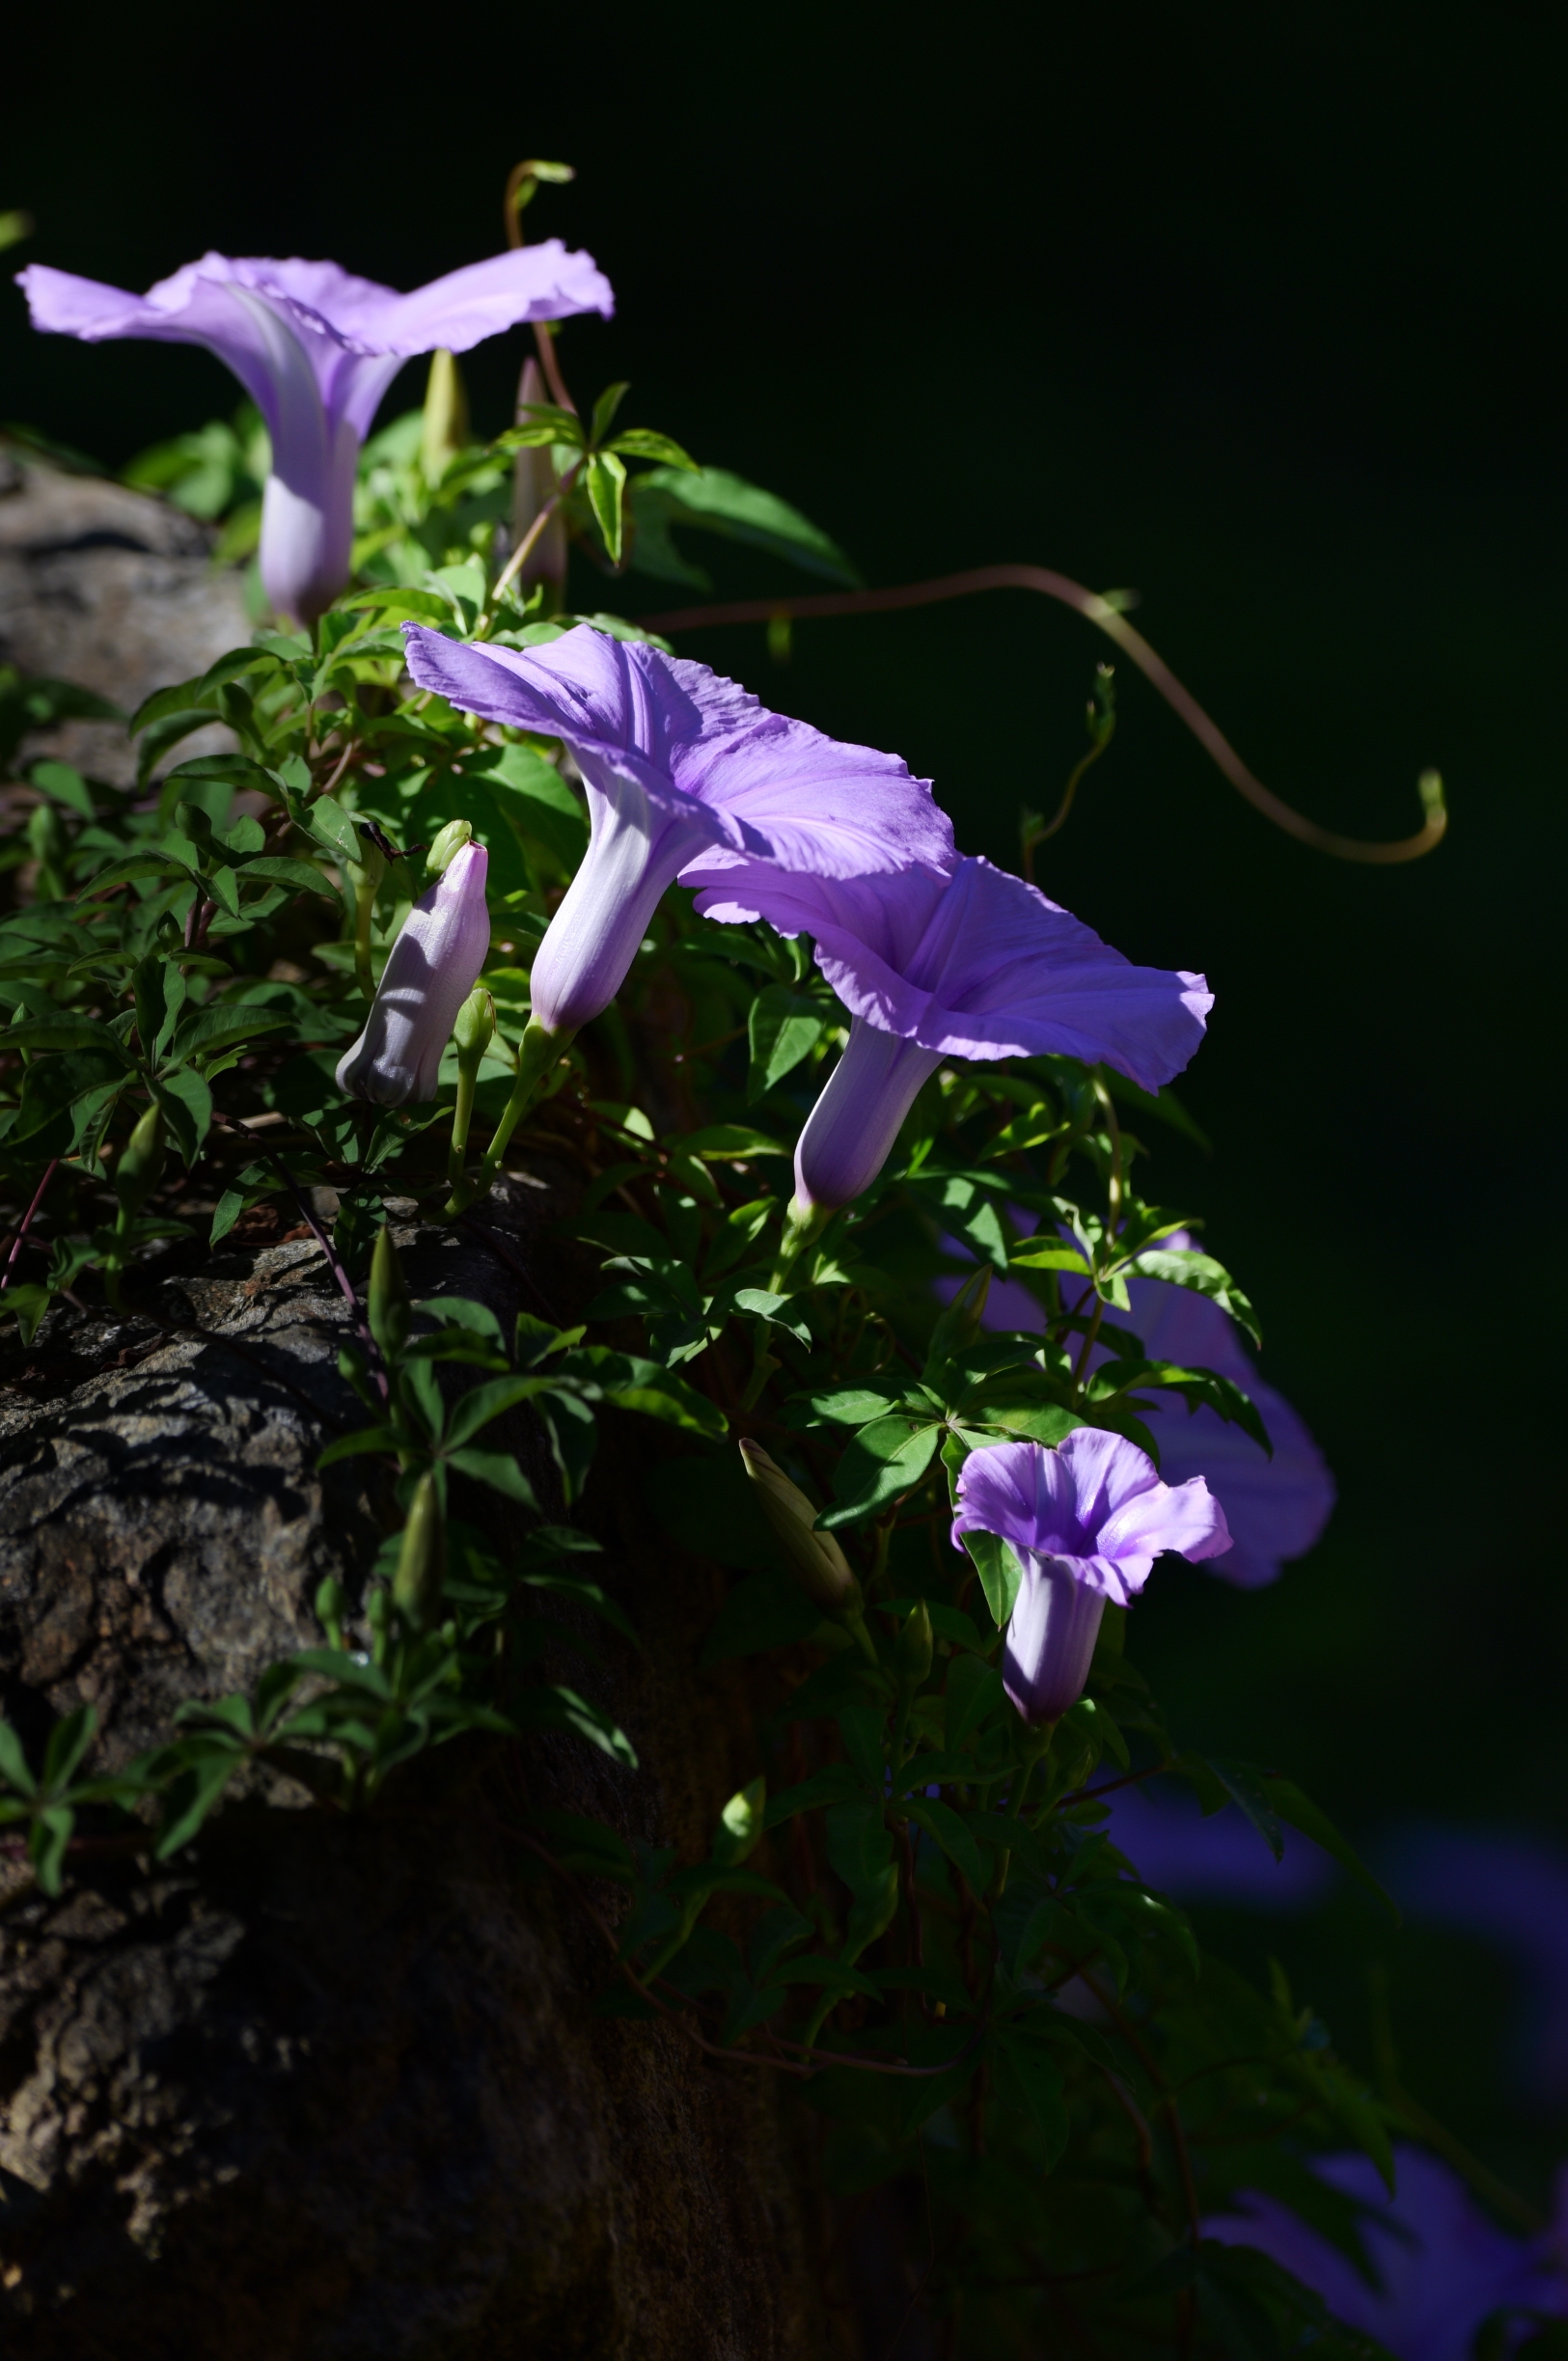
[6,0,1564,2190]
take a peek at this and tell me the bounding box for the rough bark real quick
[0,1182,825,2358]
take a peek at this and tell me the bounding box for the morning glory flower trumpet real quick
[950,1430,1230,1723]
[18,244,613,623]
[336,824,491,1107]
[694,853,1211,1219]
[401,622,955,1205]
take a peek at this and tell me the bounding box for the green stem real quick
[444,1016,567,1217]
[769,1195,829,1293]
[353,877,378,1004]
[448,1059,479,1191]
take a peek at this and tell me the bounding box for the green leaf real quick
[906,1798,987,1896]
[153,1748,241,1858]
[316,1423,402,1468]
[168,1003,293,1062]
[1122,1248,1261,1345]
[677,1124,790,1161]
[153,1064,213,1165]
[944,1653,1005,1750]
[11,1048,128,1145]
[747,984,828,1102]
[1,1014,131,1054]
[238,856,339,900]
[1007,1241,1094,1277]
[995,2030,1069,2161]
[41,1705,96,1795]
[308,795,360,866]
[1264,1773,1401,1920]
[608,426,699,471]
[30,1804,74,1894]
[0,1718,37,1796]
[627,466,860,589]
[443,1376,549,1449]
[585,450,628,565]
[590,380,631,445]
[0,1283,51,1346]
[444,1448,539,1505]
[496,403,584,451]
[818,1418,942,1530]
[958,1527,1025,1626]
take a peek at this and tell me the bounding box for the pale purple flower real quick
[1206,2148,1568,2359]
[949,1430,1230,1721]
[401,623,954,1036]
[936,1224,1334,1588]
[336,841,491,1105]
[694,856,1211,1212]
[18,246,613,622]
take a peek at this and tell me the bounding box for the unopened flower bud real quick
[739,1439,859,1615]
[115,1102,166,1216]
[420,346,470,484]
[367,1226,409,1360]
[426,817,474,880]
[392,1472,446,1633]
[315,1576,347,1650]
[895,1598,933,1689]
[336,838,490,1104]
[453,985,496,1069]
[711,1776,766,1869]
[348,823,388,896]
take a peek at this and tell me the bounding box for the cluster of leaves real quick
[0,348,1497,2359]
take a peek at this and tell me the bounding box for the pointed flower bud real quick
[367,1226,410,1360]
[115,1102,166,1216]
[895,1599,933,1688]
[392,1472,446,1633]
[426,816,474,878]
[453,984,496,1065]
[336,838,490,1105]
[420,346,470,483]
[739,1439,859,1615]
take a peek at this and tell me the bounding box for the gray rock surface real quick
[0,1177,825,2357]
[0,447,251,784]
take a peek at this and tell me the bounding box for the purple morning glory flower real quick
[18,245,613,623]
[400,623,955,1039]
[692,855,1211,1212]
[937,1224,1334,1589]
[336,839,491,1105]
[1206,2148,1568,2360]
[949,1430,1230,1722]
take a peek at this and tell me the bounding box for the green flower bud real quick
[426,817,474,879]
[367,1226,409,1360]
[739,1439,860,1615]
[421,347,470,483]
[711,1776,766,1870]
[392,1472,446,1633]
[453,986,497,1069]
[895,1599,933,1690]
[114,1102,166,1216]
[315,1576,347,1650]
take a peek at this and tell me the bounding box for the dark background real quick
[6,0,1564,2196]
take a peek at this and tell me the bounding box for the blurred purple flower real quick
[949,1431,1229,1721]
[1206,2147,1568,2359]
[19,246,613,622]
[401,624,954,1037]
[697,856,1211,1212]
[1105,1781,1336,1906]
[936,1225,1334,1588]
[336,840,490,1105]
